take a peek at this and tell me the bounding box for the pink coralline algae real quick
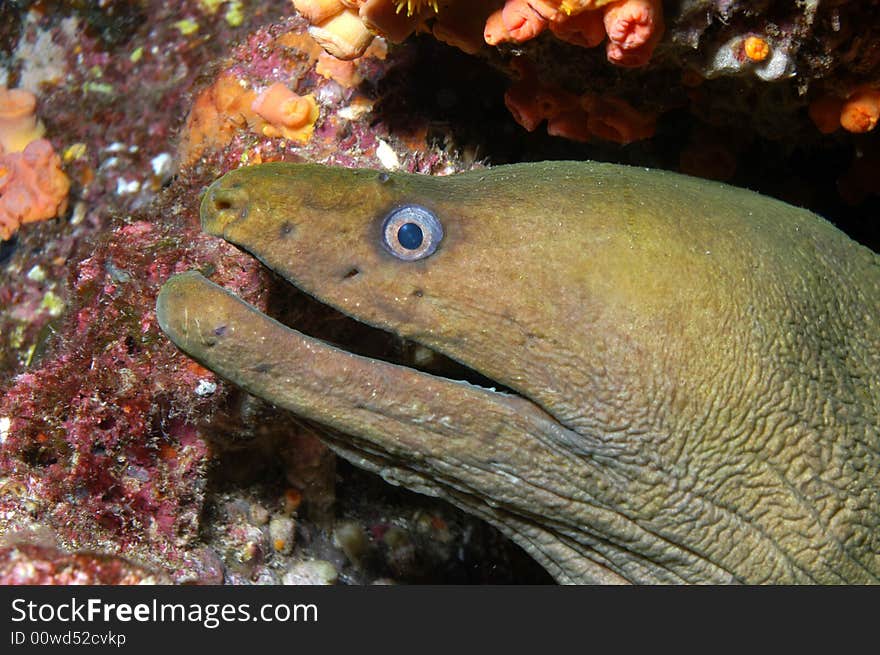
[0,218,267,578]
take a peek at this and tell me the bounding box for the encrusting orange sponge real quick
[0,138,70,240]
[0,87,46,153]
[178,73,257,165]
[178,73,320,165]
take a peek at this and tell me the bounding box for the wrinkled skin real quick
[157,162,880,584]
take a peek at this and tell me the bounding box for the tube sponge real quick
[292,0,426,59]
[0,139,70,240]
[309,7,375,59]
[548,9,606,48]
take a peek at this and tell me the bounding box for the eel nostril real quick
[211,186,248,213]
[202,184,252,233]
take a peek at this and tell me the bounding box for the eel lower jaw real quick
[156,272,550,463]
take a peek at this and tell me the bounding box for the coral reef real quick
[288,0,666,141]
[0,4,545,584]
[295,0,665,67]
[288,1,880,145]
[0,218,225,577]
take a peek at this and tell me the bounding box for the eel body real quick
[157,161,880,584]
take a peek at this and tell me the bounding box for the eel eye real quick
[381,204,443,261]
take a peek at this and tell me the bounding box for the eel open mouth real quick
[260,268,516,396]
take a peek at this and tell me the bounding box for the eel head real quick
[157,162,880,584]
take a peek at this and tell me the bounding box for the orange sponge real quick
[840,86,880,134]
[503,65,656,145]
[548,9,606,48]
[807,94,845,134]
[0,138,70,240]
[603,0,663,67]
[582,94,656,143]
[178,73,320,165]
[501,0,550,43]
[0,87,45,153]
[250,83,319,141]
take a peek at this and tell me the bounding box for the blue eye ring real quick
[381,204,443,261]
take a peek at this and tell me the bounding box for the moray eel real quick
[157,161,880,584]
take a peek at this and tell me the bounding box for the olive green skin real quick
[157,161,880,584]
